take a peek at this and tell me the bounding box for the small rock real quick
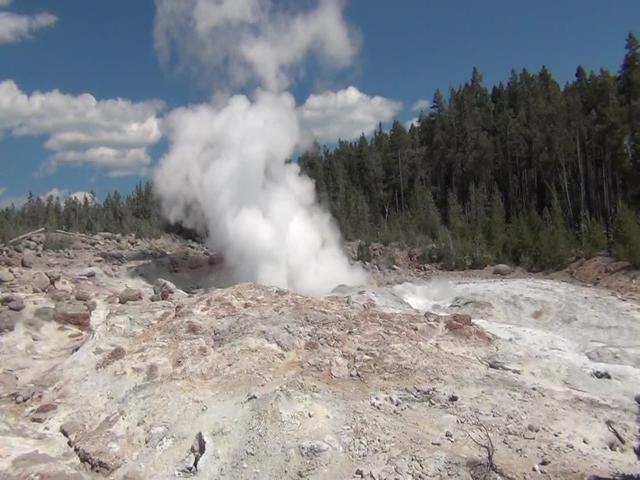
[48,289,70,302]
[493,264,513,276]
[592,370,611,380]
[0,309,19,333]
[330,356,349,379]
[8,297,25,311]
[448,394,459,402]
[75,289,91,302]
[299,440,330,457]
[369,395,383,410]
[527,423,540,433]
[81,268,97,278]
[54,301,91,328]
[21,255,34,268]
[153,278,177,295]
[32,272,51,292]
[119,288,143,304]
[45,271,61,283]
[0,269,14,283]
[31,403,58,423]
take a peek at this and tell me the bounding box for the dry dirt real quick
[0,232,639,479]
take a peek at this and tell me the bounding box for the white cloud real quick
[412,99,430,112]
[405,117,419,129]
[0,0,12,8]
[42,188,96,204]
[0,11,57,44]
[0,80,164,176]
[298,86,402,143]
[154,0,359,91]
[0,186,5,196]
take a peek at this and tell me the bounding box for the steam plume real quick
[153,0,368,294]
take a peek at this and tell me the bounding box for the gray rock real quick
[0,309,19,333]
[45,271,61,283]
[81,268,97,278]
[75,289,91,302]
[48,289,70,302]
[31,403,58,423]
[32,272,51,292]
[299,440,331,457]
[330,356,349,379]
[54,301,91,328]
[493,264,513,276]
[119,288,143,304]
[21,255,34,269]
[153,278,177,295]
[0,269,14,283]
[8,297,25,311]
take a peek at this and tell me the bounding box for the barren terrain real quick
[1,232,639,479]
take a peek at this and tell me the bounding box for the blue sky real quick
[1,0,639,205]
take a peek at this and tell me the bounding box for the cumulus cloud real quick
[0,11,57,44]
[154,0,359,91]
[412,98,430,112]
[298,86,402,143]
[0,80,163,176]
[405,117,419,129]
[42,188,96,204]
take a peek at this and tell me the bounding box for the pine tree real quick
[613,203,640,266]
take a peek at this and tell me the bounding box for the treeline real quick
[0,182,166,243]
[300,33,640,269]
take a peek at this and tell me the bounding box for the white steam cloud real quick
[154,0,359,91]
[152,0,387,294]
[154,91,365,294]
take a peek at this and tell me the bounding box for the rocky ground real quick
[0,232,639,479]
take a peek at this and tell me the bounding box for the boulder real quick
[0,269,14,283]
[8,296,25,312]
[81,268,98,278]
[153,278,176,295]
[45,271,61,283]
[32,272,51,292]
[75,289,91,302]
[119,288,143,304]
[0,310,19,334]
[48,289,71,302]
[493,264,513,276]
[54,302,91,328]
[21,255,34,269]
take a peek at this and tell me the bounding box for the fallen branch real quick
[606,419,626,445]
[5,227,46,246]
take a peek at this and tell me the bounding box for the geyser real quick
[154,91,365,295]
[152,0,368,295]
